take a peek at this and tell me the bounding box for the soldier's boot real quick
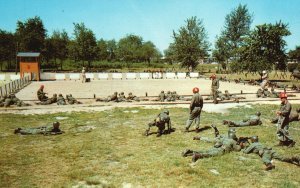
[275,141,285,146]
[265,163,275,171]
[181,149,193,157]
[227,121,234,127]
[223,120,229,125]
[144,130,149,136]
[195,127,200,133]
[192,153,202,163]
[14,128,21,134]
[193,136,201,140]
[288,140,296,148]
[184,127,189,132]
[156,133,162,137]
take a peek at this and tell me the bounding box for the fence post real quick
[0,86,2,97]
[5,84,7,95]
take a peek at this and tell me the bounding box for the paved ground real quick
[16,78,261,100]
[0,78,299,114]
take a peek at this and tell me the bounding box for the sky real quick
[0,0,300,54]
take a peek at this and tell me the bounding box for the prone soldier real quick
[118,92,127,102]
[39,94,57,105]
[126,92,140,102]
[14,122,64,135]
[96,92,119,102]
[223,112,262,127]
[243,136,299,170]
[66,94,82,104]
[57,94,66,105]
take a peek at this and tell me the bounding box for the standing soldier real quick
[145,109,171,137]
[185,87,203,132]
[211,74,219,104]
[276,92,295,147]
[81,67,86,83]
[261,70,268,89]
[37,85,48,101]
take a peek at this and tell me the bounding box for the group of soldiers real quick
[155,90,185,102]
[37,85,81,105]
[0,93,29,107]
[145,86,299,170]
[96,91,142,102]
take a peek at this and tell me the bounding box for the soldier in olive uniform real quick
[261,70,269,89]
[165,91,175,102]
[182,128,241,162]
[96,92,118,102]
[276,93,295,147]
[185,87,203,132]
[271,108,300,124]
[126,92,140,102]
[223,112,262,127]
[256,88,265,98]
[210,74,219,104]
[156,91,165,102]
[145,109,171,137]
[118,92,126,102]
[243,136,299,170]
[4,93,29,107]
[14,122,64,135]
[39,94,57,105]
[57,94,66,105]
[37,85,48,102]
[66,94,82,104]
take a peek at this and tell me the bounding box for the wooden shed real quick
[17,52,41,81]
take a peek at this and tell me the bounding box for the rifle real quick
[237,137,250,147]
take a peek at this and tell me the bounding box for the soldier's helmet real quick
[114,92,118,95]
[250,135,259,143]
[59,94,63,97]
[163,109,169,115]
[192,87,199,93]
[121,92,124,95]
[256,112,261,116]
[228,128,237,140]
[69,94,72,97]
[167,91,171,94]
[128,92,132,95]
[53,94,57,97]
[53,122,60,129]
[161,91,164,93]
[271,88,275,91]
[225,90,228,93]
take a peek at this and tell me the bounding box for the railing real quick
[0,75,31,97]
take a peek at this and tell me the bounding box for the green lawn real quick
[0,104,300,187]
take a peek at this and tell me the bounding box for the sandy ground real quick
[1,78,300,115]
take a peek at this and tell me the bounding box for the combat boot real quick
[181,149,193,157]
[288,140,296,148]
[195,128,200,133]
[192,153,202,163]
[223,120,229,125]
[276,141,284,146]
[193,136,201,140]
[265,163,275,171]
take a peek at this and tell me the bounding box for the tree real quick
[15,16,46,52]
[171,16,210,69]
[0,29,16,71]
[239,21,291,72]
[106,39,117,62]
[73,23,97,68]
[214,4,252,65]
[164,43,176,64]
[97,39,109,61]
[140,41,161,64]
[116,34,143,62]
[288,46,300,63]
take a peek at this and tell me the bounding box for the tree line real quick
[0,4,300,73]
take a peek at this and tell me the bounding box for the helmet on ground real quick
[250,135,259,143]
[193,87,199,93]
[256,112,261,116]
[163,109,169,115]
[279,92,287,99]
[53,122,60,129]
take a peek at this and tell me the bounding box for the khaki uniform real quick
[126,94,140,102]
[57,95,66,105]
[66,95,81,104]
[186,93,203,130]
[227,115,262,127]
[146,111,171,136]
[15,125,63,135]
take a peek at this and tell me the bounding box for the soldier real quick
[223,112,262,127]
[172,91,183,100]
[224,90,245,102]
[145,109,171,137]
[165,91,175,102]
[210,74,219,104]
[158,91,166,102]
[185,87,203,132]
[261,70,268,89]
[0,95,6,107]
[243,136,299,170]
[263,88,271,97]
[14,122,64,135]
[276,92,295,147]
[182,128,241,163]
[57,94,66,105]
[268,88,279,98]
[126,92,140,102]
[4,93,29,107]
[81,67,86,83]
[271,108,300,123]
[96,92,118,102]
[38,94,57,105]
[256,88,265,98]
[66,94,82,104]
[37,85,48,101]
[118,92,126,102]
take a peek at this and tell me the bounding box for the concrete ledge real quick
[98,73,109,79]
[69,73,80,80]
[126,73,137,79]
[112,73,122,79]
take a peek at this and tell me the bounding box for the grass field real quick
[1,104,300,187]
